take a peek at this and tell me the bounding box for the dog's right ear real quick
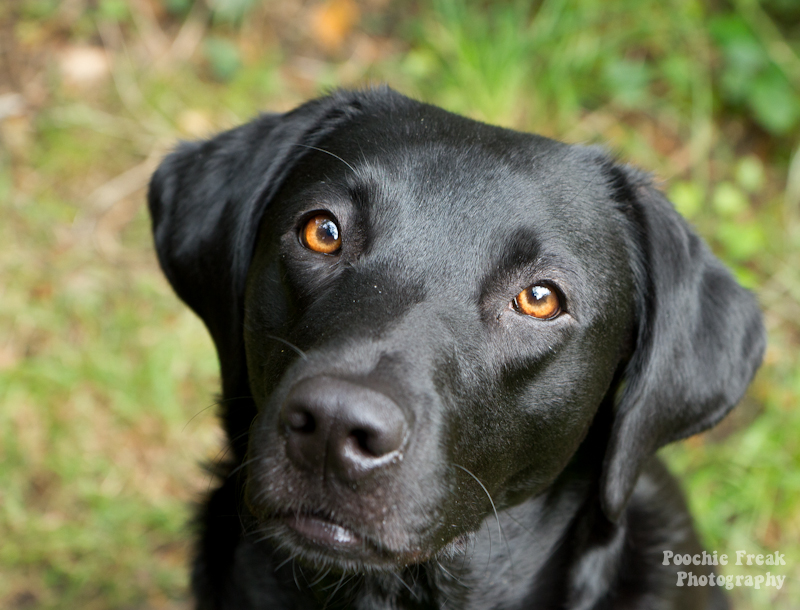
[148,91,371,396]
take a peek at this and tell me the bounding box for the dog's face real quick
[242,114,635,568]
[148,89,764,574]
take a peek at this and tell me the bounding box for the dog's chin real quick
[257,511,440,573]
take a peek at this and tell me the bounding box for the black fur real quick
[148,87,765,610]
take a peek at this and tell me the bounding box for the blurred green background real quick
[0,0,798,608]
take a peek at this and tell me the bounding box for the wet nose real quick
[280,377,409,480]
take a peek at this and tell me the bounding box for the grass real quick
[1,0,798,607]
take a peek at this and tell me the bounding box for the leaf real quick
[709,14,766,73]
[208,0,258,23]
[747,68,800,135]
[710,13,768,105]
[163,0,193,16]
[311,0,360,52]
[98,0,130,23]
[203,38,241,82]
[19,0,60,19]
[669,180,704,219]
[603,59,650,108]
[713,182,749,218]
[716,220,764,262]
[736,156,765,193]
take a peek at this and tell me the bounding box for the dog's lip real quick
[272,510,435,567]
[285,512,362,548]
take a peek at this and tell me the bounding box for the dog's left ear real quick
[148,91,368,395]
[600,163,766,522]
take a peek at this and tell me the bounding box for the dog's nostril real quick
[349,429,377,457]
[285,409,315,433]
[347,422,406,460]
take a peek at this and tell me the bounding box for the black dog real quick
[148,87,764,610]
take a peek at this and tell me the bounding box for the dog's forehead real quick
[351,138,606,233]
[301,108,625,280]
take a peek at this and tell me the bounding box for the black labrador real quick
[148,87,765,610]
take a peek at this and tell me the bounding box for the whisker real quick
[410,564,419,589]
[392,571,418,600]
[504,511,536,536]
[265,334,309,361]
[308,565,332,587]
[207,429,252,471]
[232,415,262,522]
[182,403,217,431]
[274,553,296,572]
[480,515,493,575]
[227,455,261,478]
[291,557,301,590]
[452,464,502,542]
[435,560,463,585]
[294,143,357,174]
[453,463,515,581]
[457,532,474,574]
[322,571,351,609]
[182,395,251,431]
[250,532,276,546]
[321,571,350,591]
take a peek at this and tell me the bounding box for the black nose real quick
[280,377,409,481]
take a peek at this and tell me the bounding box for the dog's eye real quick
[513,284,562,320]
[301,213,341,254]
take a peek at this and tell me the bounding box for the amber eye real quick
[301,213,341,254]
[513,284,562,320]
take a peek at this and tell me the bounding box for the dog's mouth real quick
[284,512,362,548]
[263,508,434,570]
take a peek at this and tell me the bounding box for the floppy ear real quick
[600,164,766,521]
[148,91,368,399]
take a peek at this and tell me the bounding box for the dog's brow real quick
[294,144,357,174]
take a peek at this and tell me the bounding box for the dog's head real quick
[149,88,764,571]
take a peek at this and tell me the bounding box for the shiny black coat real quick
[148,88,764,610]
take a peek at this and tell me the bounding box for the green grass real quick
[0,152,221,606]
[1,0,798,607]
